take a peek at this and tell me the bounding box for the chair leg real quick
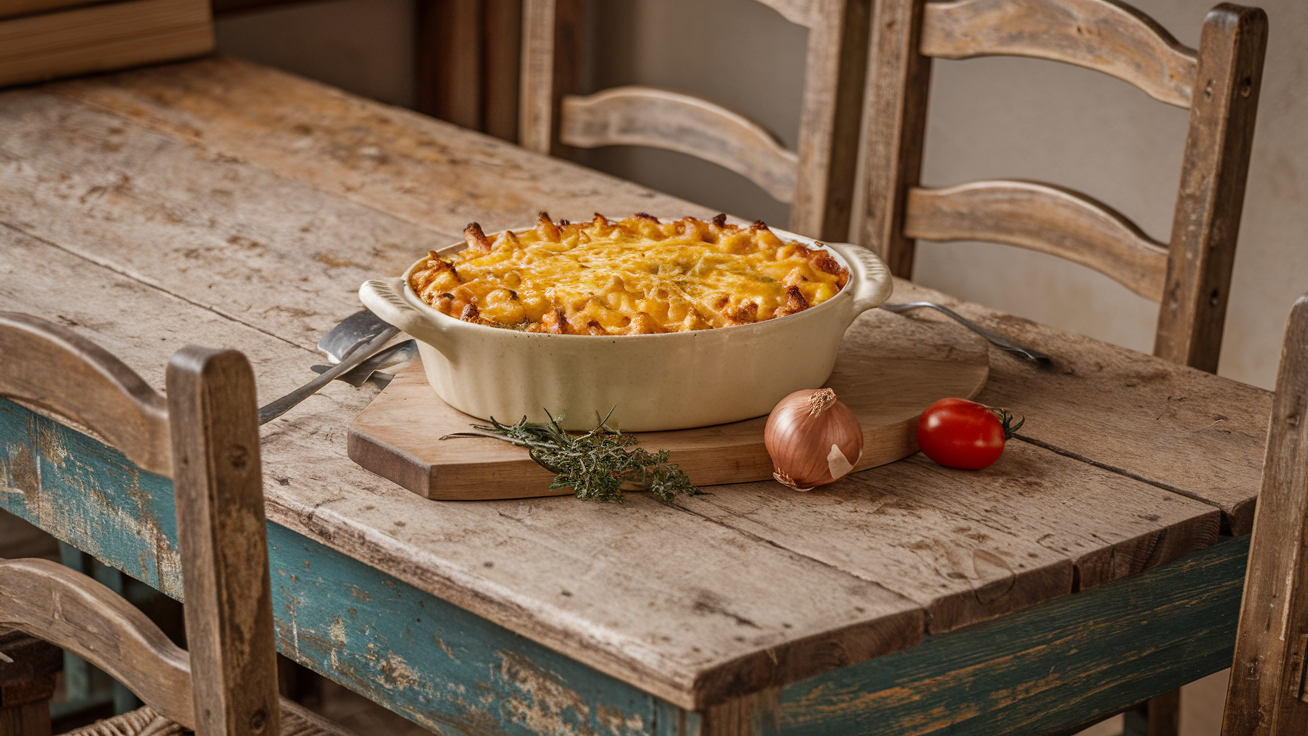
[1126,690,1181,736]
[0,629,61,736]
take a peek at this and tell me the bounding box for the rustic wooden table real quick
[0,57,1274,735]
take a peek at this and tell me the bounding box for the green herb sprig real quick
[442,411,699,503]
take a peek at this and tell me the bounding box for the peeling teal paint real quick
[267,522,659,735]
[778,536,1248,735]
[0,398,181,596]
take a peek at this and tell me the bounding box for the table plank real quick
[51,55,710,234]
[682,439,1220,634]
[0,88,452,350]
[892,282,1271,535]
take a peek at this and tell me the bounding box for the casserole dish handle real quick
[359,278,452,351]
[842,243,895,318]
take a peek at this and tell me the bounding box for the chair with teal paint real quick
[0,312,352,736]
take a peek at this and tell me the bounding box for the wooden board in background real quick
[348,308,989,500]
[0,0,213,89]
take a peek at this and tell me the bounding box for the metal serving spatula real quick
[257,311,398,424]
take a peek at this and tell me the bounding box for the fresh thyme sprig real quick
[442,411,699,503]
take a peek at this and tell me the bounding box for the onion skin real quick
[765,388,863,491]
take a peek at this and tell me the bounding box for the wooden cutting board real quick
[348,309,989,500]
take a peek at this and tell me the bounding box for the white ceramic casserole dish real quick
[359,225,892,431]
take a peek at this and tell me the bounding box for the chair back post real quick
[166,347,280,736]
[1153,4,1267,372]
[790,0,872,241]
[519,0,586,157]
[854,0,932,277]
[1222,295,1308,735]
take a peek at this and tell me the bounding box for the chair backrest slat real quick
[1154,4,1266,370]
[1222,295,1308,735]
[521,0,870,241]
[0,311,170,475]
[855,0,1266,372]
[560,87,800,202]
[756,0,818,27]
[904,181,1170,300]
[0,558,196,728]
[167,347,281,736]
[919,0,1199,107]
[0,315,282,736]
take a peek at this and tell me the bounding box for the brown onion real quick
[764,388,863,491]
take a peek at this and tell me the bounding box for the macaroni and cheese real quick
[408,213,849,335]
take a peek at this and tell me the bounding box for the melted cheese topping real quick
[408,213,849,335]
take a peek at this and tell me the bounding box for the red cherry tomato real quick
[916,398,1023,470]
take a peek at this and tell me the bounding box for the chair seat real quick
[62,698,358,736]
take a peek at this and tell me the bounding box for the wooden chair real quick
[856,0,1267,373]
[0,313,351,736]
[1219,293,1308,735]
[519,0,872,241]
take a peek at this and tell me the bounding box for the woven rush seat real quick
[63,699,356,736]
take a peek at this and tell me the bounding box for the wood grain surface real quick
[0,558,195,728]
[560,87,800,203]
[167,348,281,736]
[903,181,1170,301]
[906,282,1272,536]
[856,0,1265,375]
[919,0,1198,107]
[0,59,1272,716]
[780,536,1248,735]
[522,0,869,241]
[1222,295,1308,735]
[789,0,871,241]
[0,0,213,90]
[0,312,171,476]
[0,0,100,20]
[518,0,584,158]
[348,308,989,500]
[1153,4,1267,373]
[416,0,483,131]
[856,0,933,277]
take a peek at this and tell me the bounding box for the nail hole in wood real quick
[1210,288,1221,306]
[1205,80,1214,99]
[1240,77,1253,97]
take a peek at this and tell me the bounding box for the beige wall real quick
[215,0,417,108]
[217,1,1305,732]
